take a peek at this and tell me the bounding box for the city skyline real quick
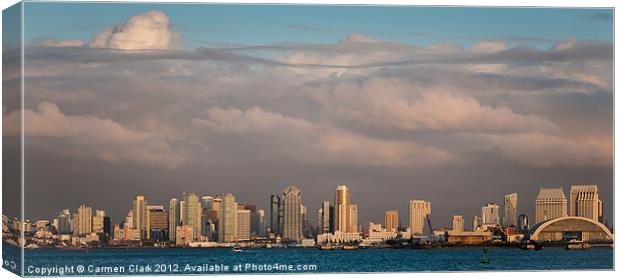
[2,4,613,229]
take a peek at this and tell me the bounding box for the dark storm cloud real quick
[6,12,613,228]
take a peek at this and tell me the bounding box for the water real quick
[2,245,614,276]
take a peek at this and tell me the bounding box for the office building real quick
[218,193,237,242]
[385,210,399,233]
[570,185,601,222]
[334,185,351,233]
[148,205,168,241]
[482,203,500,226]
[133,195,148,240]
[452,215,464,232]
[318,201,332,234]
[409,200,431,234]
[503,193,518,227]
[237,209,251,241]
[92,210,106,234]
[56,209,72,234]
[535,187,567,224]
[74,204,92,236]
[169,198,179,242]
[472,215,482,231]
[185,193,202,241]
[282,185,303,242]
[269,194,281,234]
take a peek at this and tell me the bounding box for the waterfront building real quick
[569,185,602,222]
[409,200,431,235]
[472,215,482,231]
[179,199,186,225]
[148,205,168,241]
[237,209,251,241]
[168,198,179,242]
[334,185,351,233]
[503,193,518,227]
[132,195,149,240]
[185,193,202,241]
[74,204,92,236]
[316,231,362,244]
[530,216,613,242]
[125,210,133,228]
[218,193,237,242]
[385,210,399,233]
[446,230,493,244]
[349,204,359,233]
[269,194,281,234]
[481,203,500,226]
[56,209,72,234]
[92,210,106,234]
[535,187,567,224]
[282,185,303,242]
[452,215,464,232]
[175,225,194,246]
[256,209,266,237]
[318,201,333,234]
[365,222,398,242]
[517,214,529,232]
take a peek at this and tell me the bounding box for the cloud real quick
[3,102,186,167]
[313,78,558,133]
[90,10,177,50]
[470,40,508,53]
[193,106,455,167]
[39,39,86,47]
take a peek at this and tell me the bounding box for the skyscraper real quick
[169,198,179,242]
[282,185,303,242]
[218,193,237,242]
[503,193,518,227]
[472,215,482,231]
[56,209,72,234]
[148,205,168,241]
[237,209,251,241]
[481,203,500,226]
[92,210,106,234]
[185,193,202,241]
[334,185,351,233]
[75,204,92,236]
[452,215,464,232]
[535,187,567,224]
[179,199,186,225]
[201,196,214,211]
[318,201,332,234]
[269,194,281,234]
[132,195,148,240]
[570,185,601,222]
[256,209,266,237]
[349,204,359,233]
[384,210,399,232]
[409,200,431,234]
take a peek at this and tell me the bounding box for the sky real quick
[2,3,614,229]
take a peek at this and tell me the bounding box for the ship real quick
[342,245,359,250]
[318,245,338,250]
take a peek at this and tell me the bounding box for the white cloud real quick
[3,102,186,167]
[40,39,86,47]
[90,10,176,50]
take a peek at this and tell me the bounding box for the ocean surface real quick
[2,244,614,276]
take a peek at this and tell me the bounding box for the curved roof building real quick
[530,216,613,242]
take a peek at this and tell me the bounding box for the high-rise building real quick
[148,205,168,241]
[169,198,179,242]
[333,185,351,233]
[256,209,266,237]
[535,187,567,224]
[503,193,518,227]
[201,196,214,211]
[179,199,186,225]
[517,214,529,233]
[472,215,482,231]
[185,193,202,241]
[452,215,464,232]
[56,209,72,234]
[133,195,148,240]
[282,185,303,242]
[92,210,106,234]
[218,193,237,242]
[269,195,281,234]
[570,185,601,222]
[237,209,251,241]
[318,201,332,234]
[384,210,399,233]
[349,203,358,233]
[409,200,431,234]
[74,204,92,236]
[482,203,500,226]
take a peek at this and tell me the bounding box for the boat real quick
[342,245,359,250]
[233,247,242,252]
[318,245,338,250]
[566,242,591,250]
[57,246,89,251]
